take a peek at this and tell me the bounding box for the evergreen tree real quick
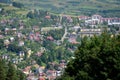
[0,60,26,80]
[6,62,18,80]
[0,39,4,49]
[17,70,26,80]
[59,34,120,80]
[0,59,6,80]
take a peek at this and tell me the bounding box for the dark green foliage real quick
[27,11,34,18]
[46,29,64,40]
[0,60,26,80]
[60,34,120,80]
[7,44,25,53]
[0,0,11,4]
[0,59,7,80]
[0,39,4,49]
[17,70,26,80]
[13,0,120,17]
[6,62,18,80]
[26,10,58,27]
[12,2,24,8]
[27,10,48,19]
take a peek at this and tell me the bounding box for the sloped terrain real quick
[3,0,120,16]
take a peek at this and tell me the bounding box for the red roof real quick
[78,16,89,20]
[39,77,45,80]
[47,36,54,41]
[45,16,51,19]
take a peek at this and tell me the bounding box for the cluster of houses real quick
[78,15,120,36]
[24,60,66,80]
[78,14,120,26]
[62,14,120,43]
[61,14,120,26]
[1,51,25,64]
[0,12,120,80]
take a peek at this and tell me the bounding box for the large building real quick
[79,28,102,38]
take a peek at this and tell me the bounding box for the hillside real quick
[0,0,120,80]
[0,2,28,15]
[14,0,120,17]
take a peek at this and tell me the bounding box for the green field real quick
[13,0,120,17]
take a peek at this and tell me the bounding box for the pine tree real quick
[6,62,18,80]
[17,70,26,80]
[59,34,120,80]
[0,59,6,80]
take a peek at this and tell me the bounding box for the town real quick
[0,6,120,79]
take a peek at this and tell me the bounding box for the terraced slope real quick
[14,0,120,17]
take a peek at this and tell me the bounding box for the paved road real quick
[61,26,67,42]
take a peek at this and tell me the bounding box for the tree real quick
[0,0,11,4]
[6,62,18,80]
[7,44,25,53]
[0,59,6,80]
[0,39,4,49]
[0,60,26,80]
[12,2,24,8]
[27,11,34,18]
[17,70,26,80]
[59,33,120,80]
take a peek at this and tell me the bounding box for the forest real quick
[0,59,26,80]
[58,33,120,80]
[0,1,120,79]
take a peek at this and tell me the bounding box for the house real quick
[56,71,61,77]
[36,51,43,57]
[38,77,45,80]
[26,73,38,80]
[40,47,46,52]
[18,40,24,46]
[55,40,62,45]
[47,36,54,41]
[29,32,34,40]
[33,26,40,31]
[12,58,18,64]
[66,16,73,23]
[4,39,10,46]
[36,47,46,57]
[34,36,40,41]
[17,32,23,38]
[79,28,102,38]
[78,15,89,20]
[19,25,24,29]
[23,66,32,75]
[11,28,17,34]
[4,28,17,35]
[5,28,10,34]
[18,51,25,57]
[59,62,66,69]
[91,14,103,24]
[62,15,73,22]
[85,14,103,26]
[108,18,120,25]
[73,25,81,32]
[0,8,2,12]
[45,15,51,19]
[0,35,4,39]
[46,70,56,80]
[68,37,79,44]
[60,60,66,63]
[9,37,15,42]
[27,49,32,58]
[38,66,45,74]
[2,54,9,60]
[38,72,46,80]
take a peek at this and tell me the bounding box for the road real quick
[61,26,67,43]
